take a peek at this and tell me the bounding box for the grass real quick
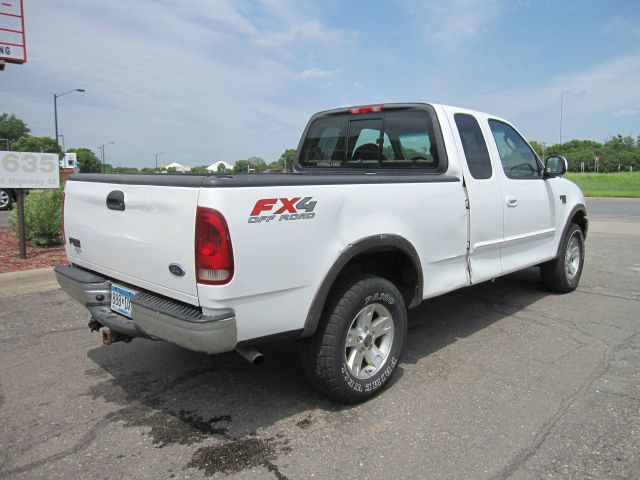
[565,172,640,198]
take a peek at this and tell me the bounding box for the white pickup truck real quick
[56,103,587,403]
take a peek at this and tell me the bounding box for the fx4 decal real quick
[248,197,317,223]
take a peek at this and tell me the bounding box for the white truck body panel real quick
[196,181,468,341]
[64,182,200,305]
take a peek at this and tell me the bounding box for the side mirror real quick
[544,156,567,178]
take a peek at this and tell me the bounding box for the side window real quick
[488,120,542,179]
[454,113,492,179]
[300,116,347,166]
[381,113,439,168]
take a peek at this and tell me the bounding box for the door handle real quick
[506,195,518,207]
[106,190,125,211]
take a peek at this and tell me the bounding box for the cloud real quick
[470,50,640,141]
[399,0,507,49]
[253,20,355,48]
[295,68,336,80]
[613,108,640,117]
[603,12,640,40]
[0,1,330,166]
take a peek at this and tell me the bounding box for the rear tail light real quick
[195,207,234,285]
[61,192,66,244]
[348,104,384,114]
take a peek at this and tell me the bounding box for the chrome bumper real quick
[54,265,237,354]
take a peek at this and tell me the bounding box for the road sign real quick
[0,151,60,189]
[0,0,26,64]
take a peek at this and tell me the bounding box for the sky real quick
[1,0,639,169]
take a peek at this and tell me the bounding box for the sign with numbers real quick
[0,151,60,189]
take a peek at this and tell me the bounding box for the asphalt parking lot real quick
[0,199,639,479]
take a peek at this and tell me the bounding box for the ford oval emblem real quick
[168,263,186,277]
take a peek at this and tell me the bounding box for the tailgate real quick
[63,178,200,305]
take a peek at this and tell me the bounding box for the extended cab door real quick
[483,119,557,274]
[445,110,504,284]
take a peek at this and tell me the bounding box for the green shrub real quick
[10,188,63,247]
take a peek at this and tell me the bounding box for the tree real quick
[112,166,139,174]
[233,157,267,173]
[217,163,227,173]
[247,156,267,173]
[68,147,102,173]
[277,148,296,172]
[528,140,545,159]
[233,159,251,173]
[190,165,209,174]
[12,135,61,154]
[0,113,30,147]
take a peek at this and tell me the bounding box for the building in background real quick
[206,161,233,173]
[162,162,190,173]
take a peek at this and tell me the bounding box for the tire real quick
[0,189,12,210]
[541,223,585,293]
[300,275,407,404]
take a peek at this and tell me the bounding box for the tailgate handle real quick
[106,190,125,211]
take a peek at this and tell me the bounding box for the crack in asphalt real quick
[488,332,640,480]
[0,418,110,478]
[576,287,640,302]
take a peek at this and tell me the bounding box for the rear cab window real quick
[297,104,448,173]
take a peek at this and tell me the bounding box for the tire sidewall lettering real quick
[341,355,398,393]
[364,292,395,306]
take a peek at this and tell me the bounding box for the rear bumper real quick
[54,265,237,354]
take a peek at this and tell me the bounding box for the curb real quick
[0,267,59,299]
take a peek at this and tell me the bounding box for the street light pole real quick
[155,152,164,172]
[99,141,115,173]
[559,90,567,153]
[53,88,85,152]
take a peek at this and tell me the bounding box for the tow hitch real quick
[99,327,132,345]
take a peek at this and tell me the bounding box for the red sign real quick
[0,0,26,64]
[594,155,601,162]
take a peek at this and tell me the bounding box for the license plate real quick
[111,284,135,318]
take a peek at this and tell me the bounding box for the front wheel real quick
[300,275,406,404]
[541,223,585,293]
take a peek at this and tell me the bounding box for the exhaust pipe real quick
[235,346,264,365]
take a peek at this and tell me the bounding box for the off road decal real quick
[248,197,317,223]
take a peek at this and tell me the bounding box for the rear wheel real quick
[541,223,585,293]
[300,275,406,404]
[0,189,12,210]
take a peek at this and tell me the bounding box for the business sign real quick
[0,151,60,188]
[0,0,26,64]
[61,152,77,169]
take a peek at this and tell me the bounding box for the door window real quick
[488,120,542,179]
